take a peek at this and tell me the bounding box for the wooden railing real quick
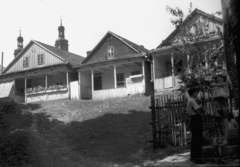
[154,76,182,90]
[93,84,144,100]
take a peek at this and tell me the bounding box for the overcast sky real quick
[0,0,222,67]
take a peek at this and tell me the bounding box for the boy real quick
[210,74,229,146]
[187,88,205,164]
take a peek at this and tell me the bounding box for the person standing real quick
[186,88,205,164]
[210,74,229,146]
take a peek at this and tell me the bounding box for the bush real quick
[0,97,15,116]
[0,98,31,166]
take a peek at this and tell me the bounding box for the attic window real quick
[37,54,44,65]
[23,57,29,68]
[107,46,114,59]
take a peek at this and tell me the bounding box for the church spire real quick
[14,29,24,57]
[55,19,69,51]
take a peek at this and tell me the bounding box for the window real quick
[117,73,124,87]
[131,71,140,76]
[23,57,29,68]
[195,20,204,36]
[107,46,114,59]
[37,54,44,65]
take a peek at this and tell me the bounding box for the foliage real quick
[26,85,67,94]
[165,3,226,92]
[26,85,45,94]
[0,98,15,117]
[47,84,67,91]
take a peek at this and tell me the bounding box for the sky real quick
[0,0,222,67]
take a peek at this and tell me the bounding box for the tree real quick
[164,3,226,93]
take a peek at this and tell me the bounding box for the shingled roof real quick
[109,31,149,53]
[34,40,84,66]
[157,8,223,48]
[82,31,149,64]
[2,40,84,74]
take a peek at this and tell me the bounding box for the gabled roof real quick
[33,40,84,66]
[3,40,84,74]
[110,31,149,53]
[157,8,223,48]
[82,31,149,64]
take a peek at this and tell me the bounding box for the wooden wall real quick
[85,34,137,64]
[6,43,64,73]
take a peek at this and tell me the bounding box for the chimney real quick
[87,51,91,57]
[1,52,3,73]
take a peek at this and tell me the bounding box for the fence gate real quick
[155,94,188,147]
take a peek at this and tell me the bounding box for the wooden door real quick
[94,74,102,90]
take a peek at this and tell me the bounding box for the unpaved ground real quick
[1,97,238,167]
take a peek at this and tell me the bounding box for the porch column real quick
[24,78,27,103]
[171,52,175,87]
[66,72,70,99]
[142,60,145,93]
[91,69,94,96]
[187,51,190,68]
[152,56,155,82]
[78,71,81,100]
[213,44,218,66]
[114,65,117,89]
[45,75,48,100]
[13,80,16,101]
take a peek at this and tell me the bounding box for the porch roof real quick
[0,64,71,82]
[151,36,221,58]
[74,54,145,70]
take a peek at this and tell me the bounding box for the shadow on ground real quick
[1,102,155,167]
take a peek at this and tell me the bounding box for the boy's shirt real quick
[187,97,200,115]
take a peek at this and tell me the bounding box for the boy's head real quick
[216,74,226,83]
[188,88,198,98]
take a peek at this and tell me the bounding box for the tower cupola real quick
[14,30,24,57]
[55,19,69,51]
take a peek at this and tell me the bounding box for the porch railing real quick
[154,76,181,90]
[93,84,144,100]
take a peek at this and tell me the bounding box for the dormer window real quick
[107,46,114,59]
[23,57,29,68]
[38,54,44,65]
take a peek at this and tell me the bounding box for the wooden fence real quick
[150,89,224,149]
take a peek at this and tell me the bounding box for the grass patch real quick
[1,96,190,166]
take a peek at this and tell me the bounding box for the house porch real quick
[78,60,147,100]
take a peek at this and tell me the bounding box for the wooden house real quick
[74,31,151,100]
[151,9,224,93]
[0,23,84,102]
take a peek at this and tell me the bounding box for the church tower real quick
[55,19,69,51]
[14,30,24,57]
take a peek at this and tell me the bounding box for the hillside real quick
[1,96,165,167]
